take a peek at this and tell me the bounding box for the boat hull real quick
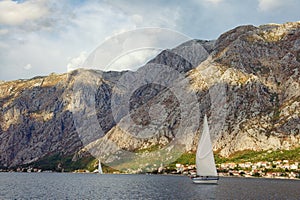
[191,177,218,184]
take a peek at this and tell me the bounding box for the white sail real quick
[98,159,103,174]
[196,115,217,176]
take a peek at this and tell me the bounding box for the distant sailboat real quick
[191,114,218,184]
[98,159,103,174]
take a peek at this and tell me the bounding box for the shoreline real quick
[1,171,299,181]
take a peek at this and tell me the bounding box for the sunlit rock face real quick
[1,22,300,167]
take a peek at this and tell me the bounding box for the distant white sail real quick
[196,115,217,176]
[98,159,103,174]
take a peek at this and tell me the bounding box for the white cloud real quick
[54,2,182,73]
[24,64,32,70]
[67,52,87,72]
[82,28,190,72]
[131,14,143,24]
[1,0,300,81]
[108,49,161,71]
[0,29,8,35]
[0,0,185,80]
[258,0,284,11]
[204,0,223,5]
[0,0,48,25]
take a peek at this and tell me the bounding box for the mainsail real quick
[196,115,217,176]
[98,159,103,174]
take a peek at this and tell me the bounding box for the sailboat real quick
[98,159,103,174]
[191,114,219,184]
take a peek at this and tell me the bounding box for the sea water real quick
[0,173,299,199]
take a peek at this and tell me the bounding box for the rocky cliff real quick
[0,22,299,168]
[193,22,300,156]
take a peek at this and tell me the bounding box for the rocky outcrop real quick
[0,22,300,167]
[210,22,300,155]
[0,74,81,167]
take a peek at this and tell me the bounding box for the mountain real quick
[193,22,300,156]
[0,22,299,168]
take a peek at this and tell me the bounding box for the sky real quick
[0,0,300,81]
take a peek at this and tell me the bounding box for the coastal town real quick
[2,159,299,180]
[171,160,300,179]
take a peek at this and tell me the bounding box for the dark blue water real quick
[0,173,299,199]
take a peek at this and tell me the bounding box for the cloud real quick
[107,0,180,29]
[108,49,161,71]
[204,0,223,5]
[24,63,32,70]
[258,0,282,11]
[131,14,143,24]
[0,0,48,25]
[82,28,190,72]
[0,1,185,80]
[1,0,300,81]
[257,0,298,12]
[67,52,87,72]
[0,29,8,35]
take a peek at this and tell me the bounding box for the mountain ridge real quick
[0,21,299,168]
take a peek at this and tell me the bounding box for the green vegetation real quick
[20,147,299,173]
[173,152,196,165]
[214,154,228,164]
[28,153,95,172]
[26,153,119,173]
[168,147,300,167]
[134,145,160,153]
[216,147,300,163]
[168,152,196,169]
[86,159,119,173]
